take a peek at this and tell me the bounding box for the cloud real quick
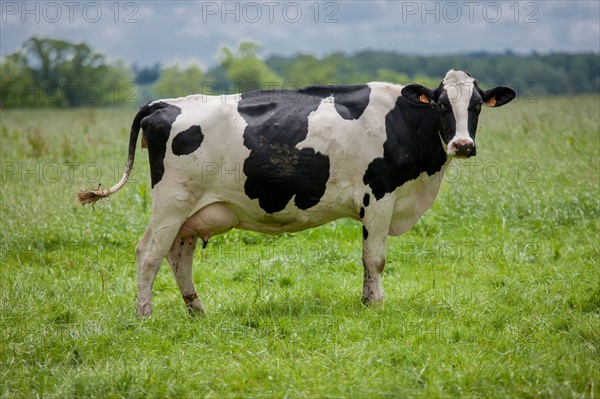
[1,1,598,66]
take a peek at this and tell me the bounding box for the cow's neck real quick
[396,97,448,177]
[363,97,449,201]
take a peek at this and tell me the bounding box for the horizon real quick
[7,34,599,70]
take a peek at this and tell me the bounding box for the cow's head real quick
[402,70,516,158]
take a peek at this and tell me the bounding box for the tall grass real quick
[0,97,598,398]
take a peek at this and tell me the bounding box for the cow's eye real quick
[438,103,447,112]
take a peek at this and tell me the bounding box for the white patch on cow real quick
[443,70,475,154]
[388,166,448,235]
[296,83,400,212]
[293,82,450,238]
[150,94,251,235]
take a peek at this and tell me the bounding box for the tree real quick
[285,54,337,87]
[152,63,204,98]
[1,36,133,107]
[375,69,411,85]
[319,53,370,84]
[1,53,39,107]
[134,63,161,85]
[219,41,283,91]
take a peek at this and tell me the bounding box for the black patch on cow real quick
[172,125,204,156]
[297,85,371,120]
[139,102,182,188]
[435,90,456,145]
[467,89,483,156]
[363,96,447,200]
[359,207,365,219]
[239,85,371,213]
[362,226,369,241]
[363,193,370,208]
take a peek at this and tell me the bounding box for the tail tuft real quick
[76,187,111,205]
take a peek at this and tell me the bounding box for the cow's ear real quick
[483,86,516,107]
[402,84,434,104]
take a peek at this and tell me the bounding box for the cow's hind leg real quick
[136,211,189,317]
[163,202,239,315]
[166,235,205,315]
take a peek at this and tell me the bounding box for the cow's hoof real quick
[136,304,152,318]
[361,296,384,309]
[186,300,206,317]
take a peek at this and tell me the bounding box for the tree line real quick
[1,37,598,108]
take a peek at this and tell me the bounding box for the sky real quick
[1,1,599,67]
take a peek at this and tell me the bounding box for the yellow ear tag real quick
[486,97,497,107]
[419,94,430,104]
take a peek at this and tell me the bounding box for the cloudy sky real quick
[2,1,599,67]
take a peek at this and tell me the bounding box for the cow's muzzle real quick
[450,139,476,158]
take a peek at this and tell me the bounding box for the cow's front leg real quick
[361,202,391,307]
[361,234,388,306]
[166,235,206,316]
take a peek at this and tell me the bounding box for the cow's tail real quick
[76,105,149,205]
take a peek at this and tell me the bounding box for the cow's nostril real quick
[454,142,474,157]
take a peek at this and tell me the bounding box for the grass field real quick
[1,95,599,398]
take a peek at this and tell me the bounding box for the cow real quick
[77,70,516,317]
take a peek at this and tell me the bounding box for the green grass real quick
[1,96,599,398]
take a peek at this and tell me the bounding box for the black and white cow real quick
[78,70,516,317]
